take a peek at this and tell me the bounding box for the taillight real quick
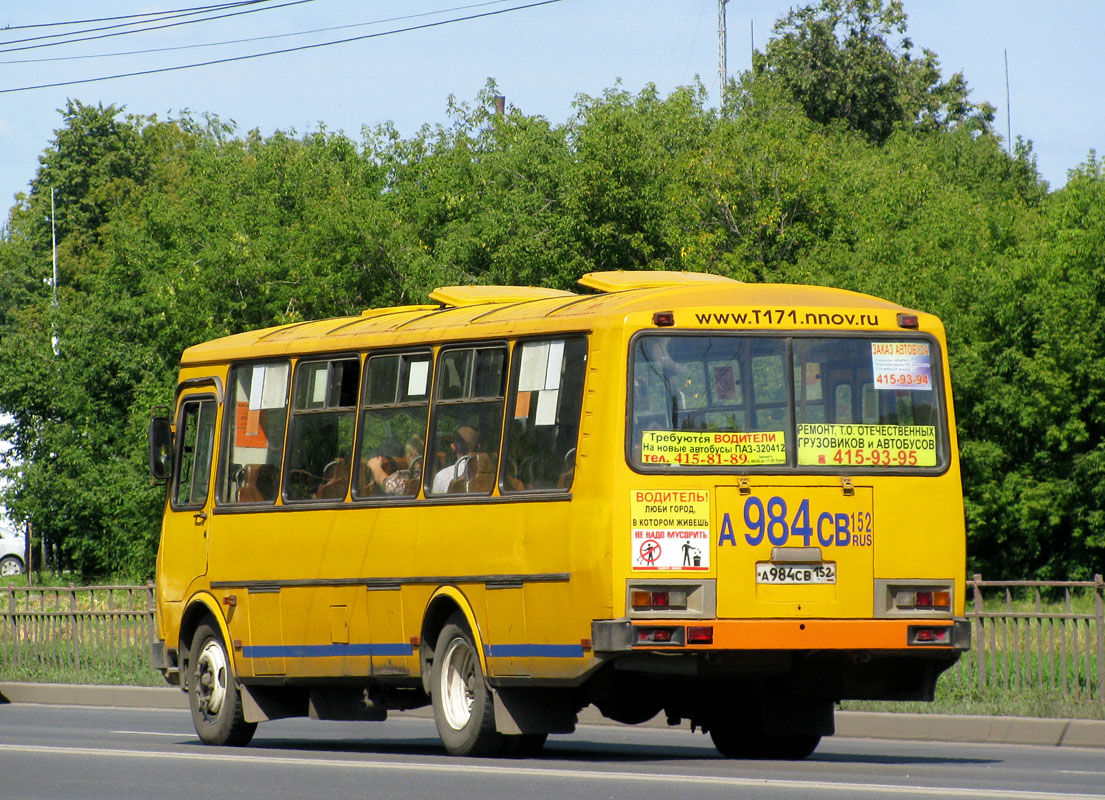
[686,625,713,644]
[909,625,951,645]
[635,626,683,646]
[893,587,952,611]
[631,589,688,611]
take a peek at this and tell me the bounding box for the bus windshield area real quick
[630,334,943,470]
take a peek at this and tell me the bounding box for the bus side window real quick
[355,351,430,499]
[175,398,217,508]
[284,357,360,502]
[219,361,289,505]
[427,346,507,496]
[502,337,587,493]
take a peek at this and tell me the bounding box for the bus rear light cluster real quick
[908,625,951,646]
[632,625,712,646]
[895,589,951,610]
[631,589,689,611]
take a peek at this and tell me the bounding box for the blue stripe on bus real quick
[483,644,585,658]
[242,643,413,659]
[240,642,583,660]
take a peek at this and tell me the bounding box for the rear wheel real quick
[187,622,257,747]
[0,555,23,576]
[501,733,548,758]
[709,722,820,760]
[431,616,504,756]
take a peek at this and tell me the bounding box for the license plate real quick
[755,562,836,585]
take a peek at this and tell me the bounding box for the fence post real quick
[146,582,157,671]
[1095,574,1104,702]
[973,574,984,692]
[69,584,81,672]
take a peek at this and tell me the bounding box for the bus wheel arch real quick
[419,587,485,695]
[178,594,227,680]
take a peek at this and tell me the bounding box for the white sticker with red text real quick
[631,489,710,570]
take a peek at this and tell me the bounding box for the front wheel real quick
[187,622,257,747]
[0,555,23,576]
[431,616,504,756]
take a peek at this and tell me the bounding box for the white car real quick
[0,523,25,576]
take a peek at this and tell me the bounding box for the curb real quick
[2,682,1102,749]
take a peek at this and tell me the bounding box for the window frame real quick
[626,330,950,477]
[170,394,219,512]
[424,340,510,498]
[352,347,433,502]
[281,352,362,504]
[216,358,292,508]
[500,333,589,495]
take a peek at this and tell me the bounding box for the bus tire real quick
[431,615,503,757]
[187,622,257,747]
[501,733,548,758]
[709,724,820,760]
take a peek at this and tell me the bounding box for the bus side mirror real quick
[148,414,173,485]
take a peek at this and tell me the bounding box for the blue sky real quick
[0,0,1101,210]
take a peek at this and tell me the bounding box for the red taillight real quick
[631,589,689,611]
[897,313,919,329]
[909,625,951,645]
[915,591,934,608]
[686,625,713,645]
[653,311,675,327]
[636,626,679,645]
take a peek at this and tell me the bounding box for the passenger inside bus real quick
[431,425,479,493]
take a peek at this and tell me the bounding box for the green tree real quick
[754,0,994,144]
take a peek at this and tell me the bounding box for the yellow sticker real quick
[640,430,786,467]
[631,489,711,570]
[797,423,937,467]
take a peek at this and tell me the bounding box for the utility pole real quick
[718,0,729,99]
[50,187,59,357]
[1004,48,1012,154]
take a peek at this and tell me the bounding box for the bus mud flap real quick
[492,688,578,735]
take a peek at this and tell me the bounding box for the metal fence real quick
[0,584,157,683]
[1,578,1103,702]
[943,575,1105,703]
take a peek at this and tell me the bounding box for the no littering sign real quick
[630,489,710,570]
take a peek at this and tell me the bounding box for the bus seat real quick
[315,459,349,500]
[557,448,576,490]
[237,463,278,502]
[466,452,496,493]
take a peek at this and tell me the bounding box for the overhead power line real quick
[0,1,515,65]
[0,1,275,32]
[0,0,316,53]
[0,0,566,95]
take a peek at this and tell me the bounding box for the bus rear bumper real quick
[592,617,970,653]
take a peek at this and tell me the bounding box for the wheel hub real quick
[195,640,227,718]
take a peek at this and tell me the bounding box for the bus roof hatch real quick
[578,270,741,293]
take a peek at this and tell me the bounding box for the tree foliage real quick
[754,0,994,144]
[0,2,1100,580]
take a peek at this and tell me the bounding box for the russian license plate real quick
[755,562,836,585]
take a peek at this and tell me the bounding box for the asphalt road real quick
[1,703,1103,800]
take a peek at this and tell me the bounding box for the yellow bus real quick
[148,270,968,758]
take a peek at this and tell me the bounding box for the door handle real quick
[193,512,208,524]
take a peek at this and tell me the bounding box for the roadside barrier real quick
[1,577,1103,704]
[0,584,156,684]
[946,575,1105,703]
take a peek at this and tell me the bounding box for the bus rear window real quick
[630,334,944,471]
